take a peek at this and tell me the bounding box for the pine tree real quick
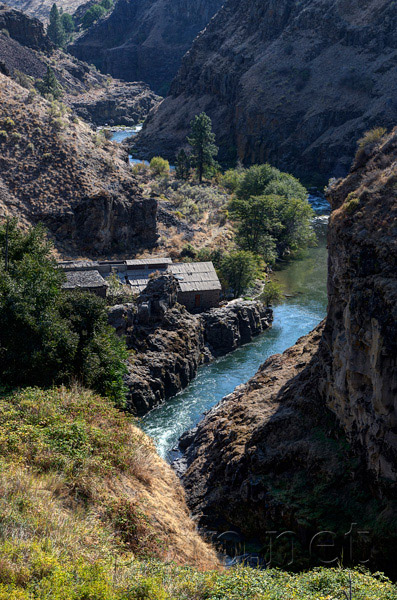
[175,149,190,180]
[36,67,62,99]
[187,112,218,183]
[47,3,66,47]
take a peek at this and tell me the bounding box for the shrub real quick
[357,127,387,150]
[1,117,15,130]
[219,250,263,298]
[150,156,170,176]
[261,279,283,306]
[220,168,245,193]
[14,70,33,89]
[0,130,8,141]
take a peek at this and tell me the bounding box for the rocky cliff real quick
[0,7,160,125]
[69,0,223,95]
[136,0,397,182]
[108,275,273,415]
[177,130,397,573]
[0,73,157,256]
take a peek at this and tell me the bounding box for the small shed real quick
[62,270,108,298]
[169,262,221,311]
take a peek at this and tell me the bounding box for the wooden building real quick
[59,257,221,311]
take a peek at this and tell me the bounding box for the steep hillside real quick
[0,390,394,597]
[0,8,160,125]
[69,0,223,95]
[136,0,397,182]
[0,74,157,256]
[177,129,397,574]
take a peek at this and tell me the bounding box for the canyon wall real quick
[69,0,223,95]
[178,130,397,573]
[136,0,397,182]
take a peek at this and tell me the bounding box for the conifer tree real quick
[36,67,62,99]
[187,112,218,183]
[47,3,66,47]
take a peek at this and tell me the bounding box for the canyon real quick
[69,0,224,95]
[136,0,397,182]
[177,128,397,574]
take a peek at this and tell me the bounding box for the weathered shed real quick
[169,262,221,311]
[62,270,108,298]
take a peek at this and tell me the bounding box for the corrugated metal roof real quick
[63,270,108,289]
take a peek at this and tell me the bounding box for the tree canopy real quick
[47,3,66,47]
[0,220,127,405]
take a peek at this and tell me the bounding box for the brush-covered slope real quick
[178,129,397,574]
[0,74,157,256]
[0,391,394,598]
[136,0,397,182]
[0,386,217,597]
[69,0,223,95]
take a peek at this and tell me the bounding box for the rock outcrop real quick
[69,0,223,95]
[0,3,51,49]
[0,7,160,126]
[136,0,397,182]
[108,275,273,415]
[4,0,88,21]
[177,130,397,574]
[71,80,161,126]
[0,74,158,256]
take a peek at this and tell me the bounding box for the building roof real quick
[59,257,172,271]
[63,270,108,289]
[169,262,221,293]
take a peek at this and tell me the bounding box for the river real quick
[110,127,329,461]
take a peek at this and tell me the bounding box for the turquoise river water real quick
[110,127,329,461]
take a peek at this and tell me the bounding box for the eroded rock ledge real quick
[108,275,273,415]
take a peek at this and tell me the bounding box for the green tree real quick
[47,3,66,47]
[219,250,262,298]
[175,149,190,180]
[0,220,127,406]
[35,66,63,99]
[229,193,315,262]
[82,4,106,29]
[187,112,218,183]
[60,12,75,34]
[236,164,279,200]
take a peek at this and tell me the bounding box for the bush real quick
[261,279,283,306]
[219,168,245,193]
[150,156,170,176]
[219,250,263,298]
[357,127,387,150]
[82,4,106,28]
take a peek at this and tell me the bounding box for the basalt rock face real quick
[322,129,397,483]
[136,0,397,181]
[69,0,223,95]
[0,4,51,49]
[108,275,273,415]
[71,80,161,126]
[178,131,397,573]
